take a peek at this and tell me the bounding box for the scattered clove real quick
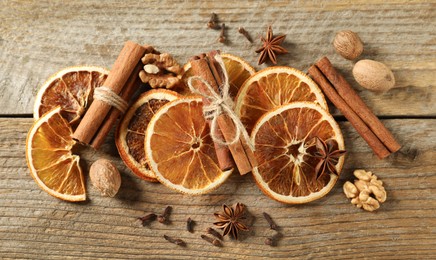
[262,212,278,230]
[264,237,275,246]
[201,235,222,247]
[158,206,172,224]
[207,13,220,29]
[137,213,157,226]
[187,218,194,233]
[206,227,224,240]
[164,235,186,246]
[218,23,226,43]
[238,27,253,43]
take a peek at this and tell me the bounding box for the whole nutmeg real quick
[352,59,395,92]
[333,30,363,60]
[89,158,121,197]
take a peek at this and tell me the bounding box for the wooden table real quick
[1,1,435,259]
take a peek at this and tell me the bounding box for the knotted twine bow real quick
[187,54,254,151]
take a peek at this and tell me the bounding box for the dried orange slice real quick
[179,53,255,97]
[115,89,180,181]
[235,66,327,134]
[34,66,109,127]
[26,107,85,201]
[145,97,233,194]
[251,102,345,204]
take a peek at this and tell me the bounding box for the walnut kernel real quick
[143,64,160,74]
[343,181,358,199]
[139,52,183,89]
[354,169,372,181]
[343,169,387,212]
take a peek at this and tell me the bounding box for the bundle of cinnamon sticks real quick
[189,51,257,175]
[73,41,147,149]
[308,57,401,159]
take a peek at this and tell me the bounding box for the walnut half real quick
[343,169,387,212]
[139,52,183,89]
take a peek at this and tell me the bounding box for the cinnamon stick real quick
[308,65,391,159]
[190,56,234,171]
[207,52,257,172]
[90,57,144,149]
[316,57,401,153]
[92,45,157,148]
[73,41,146,145]
[190,52,256,174]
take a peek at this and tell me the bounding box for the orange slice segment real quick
[145,97,233,194]
[179,53,255,97]
[235,66,327,134]
[34,66,109,127]
[26,107,85,201]
[251,102,345,204]
[115,89,181,181]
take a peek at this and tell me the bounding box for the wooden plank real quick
[0,0,435,116]
[0,118,435,259]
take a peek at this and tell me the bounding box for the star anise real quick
[255,26,288,65]
[213,203,249,240]
[313,137,346,179]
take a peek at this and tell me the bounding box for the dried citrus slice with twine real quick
[33,66,108,126]
[235,66,327,134]
[179,53,255,97]
[251,102,345,204]
[115,89,180,181]
[145,97,233,194]
[26,107,85,201]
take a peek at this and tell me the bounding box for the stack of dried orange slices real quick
[235,66,345,204]
[117,90,234,194]
[115,89,181,182]
[115,54,255,194]
[27,66,109,201]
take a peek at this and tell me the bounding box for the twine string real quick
[187,54,254,150]
[93,86,128,113]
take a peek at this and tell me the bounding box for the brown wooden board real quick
[0,1,435,116]
[1,0,435,259]
[0,118,435,259]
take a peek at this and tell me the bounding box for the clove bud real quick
[207,13,220,29]
[187,217,194,233]
[164,235,186,247]
[238,27,253,43]
[201,235,222,247]
[262,212,278,230]
[218,23,226,43]
[137,213,157,226]
[264,237,275,246]
[158,206,172,224]
[206,227,223,240]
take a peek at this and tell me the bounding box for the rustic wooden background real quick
[1,0,435,259]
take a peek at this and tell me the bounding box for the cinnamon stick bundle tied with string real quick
[73,41,147,149]
[188,51,257,175]
[308,56,401,159]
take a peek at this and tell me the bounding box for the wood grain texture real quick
[0,0,435,116]
[0,118,435,259]
[1,1,436,259]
